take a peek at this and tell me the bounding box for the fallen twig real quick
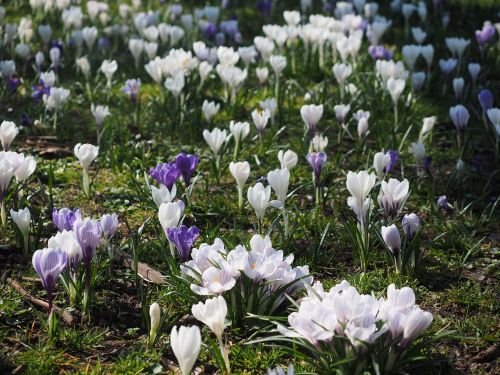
[114,251,166,284]
[7,277,74,325]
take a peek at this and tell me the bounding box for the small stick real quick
[114,251,166,285]
[7,278,74,325]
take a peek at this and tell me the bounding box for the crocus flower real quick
[192,295,227,341]
[437,195,453,211]
[149,162,181,190]
[402,213,420,240]
[121,79,141,102]
[0,121,19,151]
[475,23,496,47]
[449,105,470,134]
[170,326,202,375]
[381,225,401,255]
[148,302,161,348]
[158,201,184,233]
[386,150,398,173]
[73,218,102,262]
[478,89,493,113]
[47,230,83,269]
[247,182,271,222]
[101,213,118,239]
[52,208,82,232]
[229,161,250,209]
[307,152,326,185]
[175,153,199,187]
[278,150,298,170]
[32,248,67,312]
[368,45,394,60]
[7,77,20,94]
[378,178,410,218]
[301,104,323,135]
[167,225,199,261]
[31,80,51,101]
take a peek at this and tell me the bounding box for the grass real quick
[0,0,499,374]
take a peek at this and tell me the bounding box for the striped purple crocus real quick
[32,248,67,314]
[175,152,199,187]
[307,152,327,185]
[150,162,181,190]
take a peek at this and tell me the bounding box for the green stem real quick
[1,201,6,227]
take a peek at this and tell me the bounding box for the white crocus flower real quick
[203,128,227,156]
[74,143,98,196]
[229,161,250,209]
[247,182,271,230]
[100,59,118,87]
[202,100,220,123]
[151,184,176,208]
[278,150,298,170]
[158,201,184,233]
[170,326,201,375]
[0,121,19,151]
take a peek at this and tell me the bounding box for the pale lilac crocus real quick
[32,248,67,314]
[52,208,82,232]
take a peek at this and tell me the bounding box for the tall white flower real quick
[278,150,298,170]
[202,100,220,123]
[0,121,19,151]
[164,73,185,98]
[267,168,290,205]
[373,152,390,178]
[148,302,161,347]
[100,59,118,87]
[300,104,323,133]
[346,171,376,203]
[229,161,250,209]
[151,184,176,208]
[387,78,406,105]
[229,121,250,144]
[170,326,201,375]
[10,207,30,237]
[192,295,227,341]
[44,87,70,111]
[158,201,184,233]
[74,143,98,170]
[269,55,287,76]
[247,182,271,222]
[378,178,409,217]
[409,141,425,164]
[252,109,271,133]
[203,128,227,155]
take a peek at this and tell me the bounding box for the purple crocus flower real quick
[478,89,493,113]
[386,150,399,173]
[475,24,496,46]
[167,225,199,261]
[220,19,239,40]
[449,105,470,134]
[307,152,327,184]
[437,195,453,212]
[402,213,420,240]
[439,58,457,75]
[175,152,199,187]
[203,23,217,39]
[98,37,110,50]
[257,0,273,17]
[149,162,181,190]
[32,80,50,101]
[32,248,67,313]
[215,32,226,46]
[100,213,118,239]
[368,45,394,60]
[7,77,20,94]
[50,40,64,55]
[73,218,102,262]
[52,208,82,232]
[121,79,141,102]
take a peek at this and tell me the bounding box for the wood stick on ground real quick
[7,278,74,325]
[114,251,166,284]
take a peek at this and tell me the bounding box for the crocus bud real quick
[402,213,420,240]
[148,302,161,347]
[101,213,118,239]
[449,105,470,134]
[10,207,30,237]
[381,225,401,254]
[247,182,271,221]
[453,77,464,100]
[229,161,250,189]
[267,168,290,205]
[300,104,323,134]
[170,325,202,375]
[278,150,298,170]
[0,121,19,151]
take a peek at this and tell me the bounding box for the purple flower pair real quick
[167,225,199,261]
[150,153,199,189]
[368,45,394,60]
[52,208,82,232]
